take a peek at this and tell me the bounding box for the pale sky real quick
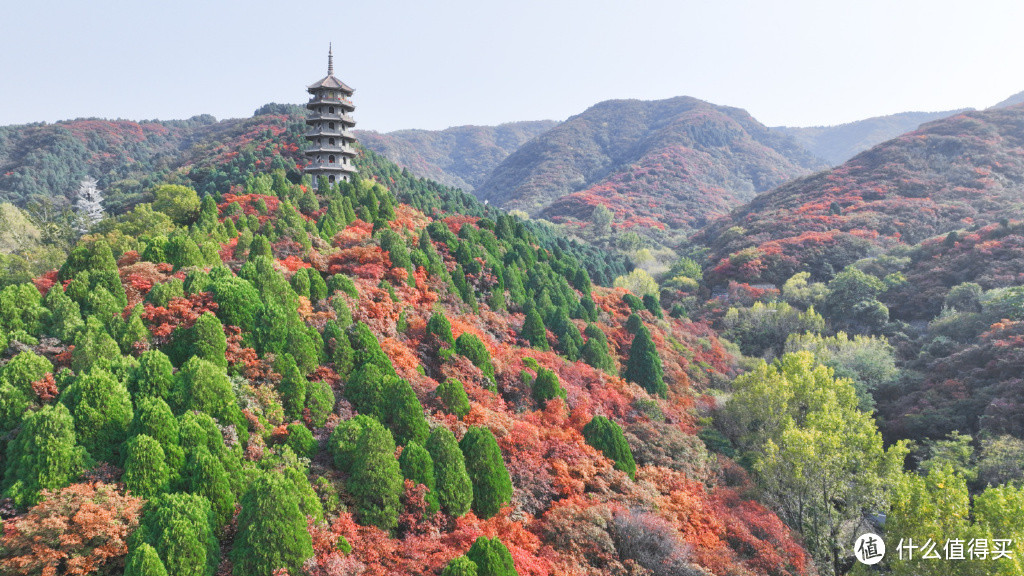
[2,0,1023,132]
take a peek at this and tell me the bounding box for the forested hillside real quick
[356,121,559,192]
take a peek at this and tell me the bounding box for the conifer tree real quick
[531,367,566,407]
[623,326,666,397]
[123,434,170,497]
[134,493,219,576]
[382,377,429,446]
[304,379,336,428]
[129,396,184,478]
[550,308,583,361]
[399,440,440,513]
[130,350,175,400]
[286,423,318,459]
[171,357,246,436]
[349,321,396,375]
[190,312,228,368]
[454,332,495,381]
[441,556,479,576]
[248,235,273,260]
[276,353,308,421]
[460,427,513,519]
[71,317,121,373]
[119,305,150,353]
[427,311,456,348]
[624,313,644,334]
[522,305,549,350]
[231,471,313,576]
[44,286,84,340]
[61,367,133,463]
[581,324,615,372]
[328,415,375,474]
[582,415,636,479]
[466,536,518,576]
[344,363,386,419]
[436,378,471,418]
[291,269,311,299]
[347,418,403,531]
[183,448,236,528]
[425,426,473,517]
[308,269,328,303]
[124,543,169,576]
[1,403,86,507]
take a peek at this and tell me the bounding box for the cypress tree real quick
[624,313,644,334]
[232,472,313,576]
[304,379,336,428]
[642,293,663,318]
[130,350,175,400]
[623,326,666,397]
[427,311,456,348]
[71,317,121,373]
[183,448,236,528]
[1,403,86,507]
[308,269,328,303]
[134,493,219,576]
[344,363,386,419]
[454,333,495,381]
[276,353,308,421]
[551,308,583,361]
[521,305,548,350]
[466,536,518,576]
[291,269,311,299]
[191,312,228,368]
[398,441,440,513]
[425,426,473,517]
[248,235,273,260]
[123,434,170,497]
[348,419,403,531]
[124,543,169,576]
[531,367,565,407]
[171,357,246,436]
[119,305,149,353]
[382,377,429,446]
[61,367,133,463]
[436,378,471,418]
[328,415,374,474]
[459,427,513,519]
[349,322,396,375]
[441,556,479,576]
[581,324,615,372]
[44,286,84,341]
[129,396,184,480]
[286,422,318,460]
[582,415,636,480]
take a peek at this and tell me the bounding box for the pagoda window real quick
[329,122,335,129]
[329,106,335,113]
[329,138,335,145]
[329,175,336,183]
[329,155,336,163]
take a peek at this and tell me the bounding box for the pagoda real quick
[304,44,357,189]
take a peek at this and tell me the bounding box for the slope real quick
[356,120,559,192]
[475,97,825,238]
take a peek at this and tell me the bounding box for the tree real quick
[171,357,245,435]
[152,184,201,225]
[178,312,227,368]
[232,472,314,576]
[181,448,236,528]
[2,404,86,507]
[129,397,182,473]
[328,415,375,474]
[466,536,518,576]
[425,426,473,517]
[436,378,471,418]
[521,305,549,351]
[133,493,219,576]
[123,434,170,497]
[399,441,440,514]
[582,415,636,480]
[61,367,133,463]
[130,350,175,401]
[125,543,169,576]
[382,376,429,446]
[622,326,666,397]
[581,324,615,372]
[591,204,613,237]
[71,317,121,373]
[276,354,308,421]
[304,379,336,428]
[531,367,565,407]
[44,286,84,341]
[427,311,456,348]
[347,418,403,531]
[460,427,513,519]
[285,423,317,460]
[454,332,495,381]
[441,556,479,576]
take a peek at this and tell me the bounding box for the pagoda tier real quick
[304,44,357,188]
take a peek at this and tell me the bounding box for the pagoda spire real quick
[328,43,334,76]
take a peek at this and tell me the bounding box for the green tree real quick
[133,493,219,576]
[182,447,236,528]
[231,472,314,576]
[152,184,201,225]
[460,427,513,519]
[441,556,479,576]
[61,367,133,463]
[382,376,429,446]
[521,305,549,351]
[436,378,471,418]
[466,536,518,576]
[622,326,665,397]
[44,286,84,341]
[276,353,308,421]
[581,324,615,372]
[328,415,375,474]
[124,543,169,576]
[582,415,636,480]
[171,357,246,437]
[1,403,86,507]
[427,311,456,348]
[426,426,473,517]
[130,350,174,400]
[399,440,440,514]
[285,423,318,460]
[304,379,335,428]
[129,396,184,480]
[531,367,565,407]
[454,332,495,381]
[347,418,403,531]
[71,317,121,373]
[123,434,169,497]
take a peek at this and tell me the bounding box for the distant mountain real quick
[991,90,1024,109]
[474,97,825,236]
[773,109,968,165]
[355,120,558,192]
[700,105,1024,287]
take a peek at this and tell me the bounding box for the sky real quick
[2,0,1023,132]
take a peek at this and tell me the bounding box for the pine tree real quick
[124,543,169,576]
[425,426,473,517]
[581,324,615,372]
[276,354,308,421]
[61,367,133,463]
[531,367,566,407]
[521,305,549,350]
[623,326,666,397]
[398,441,440,513]
[231,471,313,576]
[347,419,403,531]
[123,434,169,497]
[427,311,456,348]
[441,556,479,576]
[582,415,636,480]
[460,427,513,519]
[436,378,471,418]
[1,403,86,507]
[466,536,518,576]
